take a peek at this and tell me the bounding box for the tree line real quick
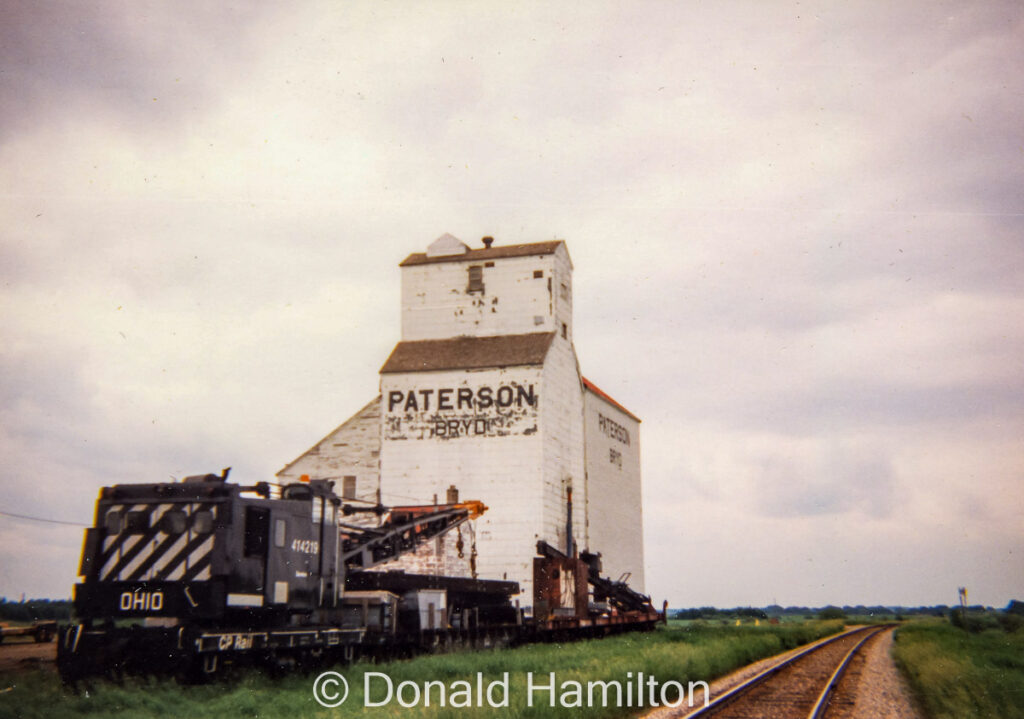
[0,598,73,622]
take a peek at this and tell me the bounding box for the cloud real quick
[1,0,1022,607]
[746,443,897,519]
[0,2,280,141]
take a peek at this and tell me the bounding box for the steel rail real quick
[807,625,887,719]
[684,625,883,718]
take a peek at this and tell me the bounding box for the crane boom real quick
[340,501,486,570]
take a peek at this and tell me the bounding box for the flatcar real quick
[58,471,661,681]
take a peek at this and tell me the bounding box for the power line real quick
[0,510,87,527]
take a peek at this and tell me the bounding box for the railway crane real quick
[58,471,661,682]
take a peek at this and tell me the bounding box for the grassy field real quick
[892,619,1024,719]
[0,620,844,719]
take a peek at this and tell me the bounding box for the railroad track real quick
[685,625,891,719]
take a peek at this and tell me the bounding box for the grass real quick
[892,619,1024,719]
[0,620,844,719]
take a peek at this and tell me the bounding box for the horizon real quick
[2,1,1022,609]
[1,594,1017,613]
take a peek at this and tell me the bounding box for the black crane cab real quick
[73,474,343,627]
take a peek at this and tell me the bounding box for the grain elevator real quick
[278,234,644,604]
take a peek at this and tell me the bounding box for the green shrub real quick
[950,608,1003,633]
[893,620,1024,719]
[996,612,1024,634]
[817,606,846,620]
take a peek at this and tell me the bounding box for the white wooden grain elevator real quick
[278,234,644,603]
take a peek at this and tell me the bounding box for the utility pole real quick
[958,586,968,632]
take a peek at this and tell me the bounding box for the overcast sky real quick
[1,1,1021,608]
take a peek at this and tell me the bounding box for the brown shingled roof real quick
[380,332,556,374]
[400,240,565,267]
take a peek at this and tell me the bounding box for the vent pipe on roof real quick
[482,236,494,248]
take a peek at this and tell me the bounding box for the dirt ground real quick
[0,639,56,674]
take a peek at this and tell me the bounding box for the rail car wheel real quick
[181,654,219,685]
[268,653,297,678]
